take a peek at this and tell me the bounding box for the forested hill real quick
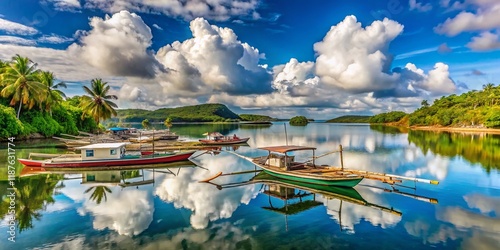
[326,115,371,123]
[371,83,500,128]
[115,103,241,122]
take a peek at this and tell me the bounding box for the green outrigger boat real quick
[251,146,363,187]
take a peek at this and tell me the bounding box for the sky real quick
[0,0,499,119]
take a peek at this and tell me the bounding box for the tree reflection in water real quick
[0,174,63,233]
[84,186,112,204]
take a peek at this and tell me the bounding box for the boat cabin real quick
[76,142,129,160]
[259,146,317,170]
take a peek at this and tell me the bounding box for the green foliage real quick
[0,55,46,118]
[485,109,500,128]
[20,110,63,137]
[116,104,240,123]
[65,95,81,106]
[0,104,26,138]
[408,86,500,127]
[164,117,172,128]
[142,119,150,129]
[289,116,309,126]
[62,103,98,133]
[327,115,371,123]
[0,55,104,138]
[239,114,275,121]
[52,106,78,134]
[369,111,407,123]
[107,122,118,128]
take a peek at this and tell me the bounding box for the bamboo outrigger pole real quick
[339,145,344,170]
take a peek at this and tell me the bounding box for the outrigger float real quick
[201,144,439,188]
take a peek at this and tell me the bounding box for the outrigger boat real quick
[199,132,250,145]
[18,142,195,168]
[210,145,439,188]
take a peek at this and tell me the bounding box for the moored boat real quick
[18,142,195,168]
[199,132,250,145]
[251,145,363,187]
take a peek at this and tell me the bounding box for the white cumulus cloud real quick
[467,31,500,51]
[68,10,160,78]
[155,17,272,96]
[435,1,500,36]
[314,16,403,93]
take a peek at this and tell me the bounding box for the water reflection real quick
[155,155,261,229]
[251,172,404,233]
[408,130,500,172]
[0,174,64,232]
[1,123,499,249]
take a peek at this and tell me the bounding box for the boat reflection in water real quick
[202,170,438,232]
[251,172,403,231]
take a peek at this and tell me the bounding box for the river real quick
[0,122,499,249]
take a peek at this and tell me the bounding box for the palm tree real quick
[483,83,495,106]
[421,100,429,108]
[37,71,67,116]
[84,186,112,204]
[0,55,46,118]
[80,79,118,126]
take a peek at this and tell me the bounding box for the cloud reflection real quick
[318,188,401,232]
[78,189,154,236]
[405,193,500,249]
[155,155,260,229]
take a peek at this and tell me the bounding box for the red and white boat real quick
[199,132,250,145]
[18,142,195,168]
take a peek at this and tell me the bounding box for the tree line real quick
[0,55,119,138]
[371,83,500,128]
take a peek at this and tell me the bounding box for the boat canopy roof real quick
[76,142,129,149]
[108,127,129,131]
[258,145,317,153]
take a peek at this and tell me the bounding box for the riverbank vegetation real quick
[0,55,115,139]
[371,83,500,128]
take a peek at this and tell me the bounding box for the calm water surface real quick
[0,123,499,249]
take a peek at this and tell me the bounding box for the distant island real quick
[326,115,371,123]
[112,104,278,123]
[114,103,240,123]
[289,116,309,126]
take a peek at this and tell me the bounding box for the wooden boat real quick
[199,132,250,145]
[18,142,195,168]
[249,145,363,187]
[159,131,179,141]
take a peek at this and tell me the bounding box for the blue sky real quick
[0,0,499,118]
